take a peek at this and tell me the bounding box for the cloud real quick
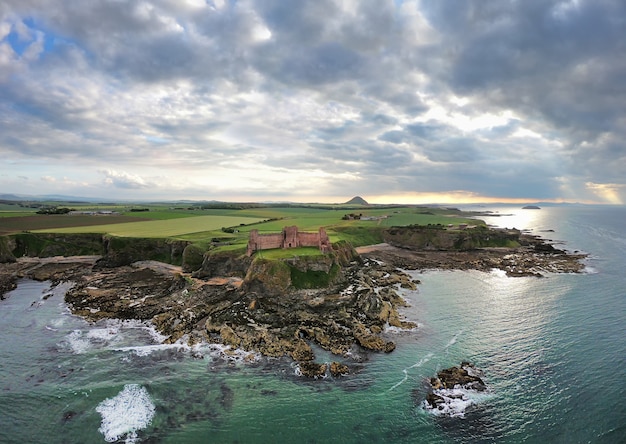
[100,169,150,189]
[0,0,624,203]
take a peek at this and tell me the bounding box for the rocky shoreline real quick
[0,254,419,377]
[357,238,587,277]
[0,233,587,378]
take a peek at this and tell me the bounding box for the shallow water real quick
[0,205,624,443]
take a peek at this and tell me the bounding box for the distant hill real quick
[344,196,369,205]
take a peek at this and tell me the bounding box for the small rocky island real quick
[0,224,587,377]
[423,362,488,417]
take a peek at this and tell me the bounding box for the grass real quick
[0,215,145,235]
[1,203,488,252]
[0,211,39,218]
[328,226,385,247]
[255,247,323,260]
[33,215,265,237]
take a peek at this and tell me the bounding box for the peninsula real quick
[0,201,587,377]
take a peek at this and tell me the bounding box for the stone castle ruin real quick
[246,226,331,256]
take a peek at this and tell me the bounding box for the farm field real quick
[0,215,146,235]
[33,215,266,238]
[0,203,484,252]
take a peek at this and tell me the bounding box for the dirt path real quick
[17,255,101,264]
[356,243,402,254]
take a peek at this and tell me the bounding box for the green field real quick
[0,202,483,251]
[0,211,38,218]
[34,215,265,238]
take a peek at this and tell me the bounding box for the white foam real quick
[384,324,419,334]
[489,268,508,277]
[423,387,492,418]
[204,344,261,364]
[389,352,434,391]
[96,384,155,443]
[444,330,463,351]
[582,264,599,274]
[87,326,121,342]
[67,330,91,354]
[62,319,169,355]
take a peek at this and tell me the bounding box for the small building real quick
[246,226,331,256]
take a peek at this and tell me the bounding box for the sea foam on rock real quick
[423,362,488,418]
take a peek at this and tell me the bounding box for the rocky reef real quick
[0,225,588,378]
[0,243,418,377]
[361,226,587,277]
[423,362,488,417]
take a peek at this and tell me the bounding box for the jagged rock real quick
[431,362,487,391]
[291,340,314,361]
[353,323,396,352]
[298,361,327,378]
[426,393,446,409]
[423,362,489,416]
[219,325,241,348]
[329,361,349,377]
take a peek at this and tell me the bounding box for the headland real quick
[0,216,587,377]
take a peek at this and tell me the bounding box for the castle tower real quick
[282,226,299,249]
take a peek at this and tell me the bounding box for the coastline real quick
[0,230,588,378]
[357,241,587,276]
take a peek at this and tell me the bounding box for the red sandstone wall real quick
[247,226,332,256]
[254,234,283,250]
[298,232,320,247]
[247,230,283,256]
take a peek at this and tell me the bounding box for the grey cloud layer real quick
[0,0,624,202]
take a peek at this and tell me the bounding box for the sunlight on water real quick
[466,205,553,233]
[0,206,625,443]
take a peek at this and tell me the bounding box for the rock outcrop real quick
[0,224,588,380]
[424,362,488,417]
[36,250,418,377]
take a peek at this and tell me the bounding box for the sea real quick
[0,204,624,443]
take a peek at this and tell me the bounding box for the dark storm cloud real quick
[419,0,626,181]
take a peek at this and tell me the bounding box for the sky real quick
[1,0,625,204]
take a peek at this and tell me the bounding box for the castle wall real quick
[298,232,321,247]
[246,230,282,256]
[246,226,332,256]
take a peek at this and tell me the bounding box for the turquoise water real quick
[0,205,624,443]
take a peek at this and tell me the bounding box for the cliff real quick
[96,236,190,268]
[242,241,358,295]
[383,225,520,250]
[11,232,104,258]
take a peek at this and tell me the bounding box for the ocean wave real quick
[385,322,420,334]
[61,319,167,355]
[388,352,434,391]
[96,384,155,443]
